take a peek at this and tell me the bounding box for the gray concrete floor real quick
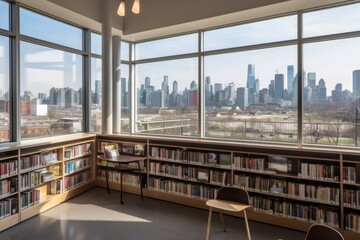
[0,187,306,240]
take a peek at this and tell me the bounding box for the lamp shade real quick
[117,0,125,16]
[132,0,140,14]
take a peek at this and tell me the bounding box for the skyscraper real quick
[353,70,360,99]
[246,64,255,91]
[162,75,169,106]
[236,87,248,111]
[287,65,294,94]
[307,72,316,89]
[274,74,284,99]
[145,76,151,88]
[95,80,102,105]
[173,80,178,94]
[205,76,212,106]
[214,83,222,93]
[121,77,127,107]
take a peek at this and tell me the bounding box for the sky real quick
[1,2,360,97]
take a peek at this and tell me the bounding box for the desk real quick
[97,154,147,204]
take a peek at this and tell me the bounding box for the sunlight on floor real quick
[41,203,151,222]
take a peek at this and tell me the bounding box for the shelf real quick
[64,165,92,176]
[149,157,231,170]
[0,172,18,180]
[63,152,92,162]
[0,214,19,232]
[0,191,18,200]
[20,161,62,174]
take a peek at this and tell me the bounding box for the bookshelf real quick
[96,134,360,240]
[0,148,19,231]
[0,134,96,232]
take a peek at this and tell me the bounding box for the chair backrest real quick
[216,187,250,205]
[305,224,344,240]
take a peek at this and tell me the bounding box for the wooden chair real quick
[305,224,344,240]
[205,187,252,240]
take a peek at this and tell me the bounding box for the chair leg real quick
[205,207,213,240]
[219,211,226,232]
[243,210,251,240]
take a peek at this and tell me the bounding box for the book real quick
[270,179,284,194]
[196,169,209,182]
[219,154,231,168]
[134,144,145,156]
[104,145,119,158]
[208,153,219,166]
[268,155,292,173]
[121,144,134,155]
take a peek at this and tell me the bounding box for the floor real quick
[0,187,306,240]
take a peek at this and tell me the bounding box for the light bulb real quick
[132,0,140,14]
[117,0,125,16]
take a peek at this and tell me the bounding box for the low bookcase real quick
[97,134,360,240]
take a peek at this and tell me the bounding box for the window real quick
[204,15,297,51]
[121,41,129,61]
[303,38,360,146]
[135,58,198,136]
[91,32,102,55]
[0,36,10,142]
[91,58,102,132]
[135,34,198,60]
[20,8,83,50]
[204,45,297,142]
[120,64,130,133]
[0,0,9,30]
[20,41,83,139]
[303,3,360,38]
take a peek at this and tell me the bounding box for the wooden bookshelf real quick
[96,134,360,240]
[0,134,96,232]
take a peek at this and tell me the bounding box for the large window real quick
[90,32,102,132]
[135,58,198,136]
[0,0,9,30]
[20,8,83,50]
[303,2,360,38]
[303,38,360,146]
[20,42,83,139]
[0,36,10,142]
[135,33,198,60]
[204,15,297,51]
[302,2,360,147]
[204,46,297,142]
[120,64,130,133]
[91,58,102,132]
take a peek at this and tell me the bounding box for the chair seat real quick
[206,199,251,212]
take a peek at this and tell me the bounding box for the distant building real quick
[353,70,360,99]
[274,74,284,99]
[31,98,48,116]
[151,90,164,108]
[236,87,248,111]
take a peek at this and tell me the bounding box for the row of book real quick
[345,213,360,233]
[250,195,339,228]
[0,160,18,179]
[343,166,357,184]
[344,189,360,208]
[64,158,91,175]
[0,178,17,199]
[234,174,339,204]
[150,147,231,167]
[64,170,91,191]
[97,169,141,187]
[20,169,54,190]
[64,143,92,159]
[48,179,63,195]
[100,142,146,156]
[20,189,40,210]
[149,177,216,200]
[20,152,60,172]
[20,154,41,172]
[0,197,17,219]
[233,156,266,171]
[299,163,340,181]
[149,162,231,185]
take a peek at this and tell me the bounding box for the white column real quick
[102,0,113,134]
[113,35,121,133]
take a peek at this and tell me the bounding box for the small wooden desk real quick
[97,154,147,204]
